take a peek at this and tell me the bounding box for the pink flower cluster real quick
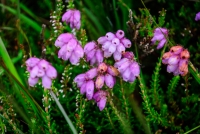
[97,30,132,61]
[162,45,190,76]
[74,63,119,111]
[151,27,168,49]
[55,33,84,65]
[62,9,81,30]
[114,52,140,82]
[84,42,104,65]
[25,57,57,89]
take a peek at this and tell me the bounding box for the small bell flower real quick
[195,12,200,21]
[93,90,107,111]
[151,27,168,49]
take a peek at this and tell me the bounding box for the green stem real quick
[108,95,133,134]
[105,108,116,131]
[188,61,200,85]
[184,125,200,134]
[113,0,120,29]
[152,44,166,106]
[49,90,78,134]
[120,79,129,119]
[128,95,151,134]
[43,89,52,134]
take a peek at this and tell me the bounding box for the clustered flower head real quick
[25,57,57,89]
[84,41,104,65]
[74,63,119,111]
[97,30,132,61]
[195,12,200,21]
[62,9,81,30]
[162,45,190,76]
[151,27,168,49]
[55,33,84,65]
[114,52,140,82]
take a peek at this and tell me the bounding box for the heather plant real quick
[0,0,200,134]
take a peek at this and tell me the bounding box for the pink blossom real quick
[25,58,57,89]
[55,33,84,65]
[195,12,200,21]
[151,27,168,49]
[62,9,81,30]
[93,90,107,111]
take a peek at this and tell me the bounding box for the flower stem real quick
[188,61,200,85]
[49,90,78,134]
[108,94,133,134]
[105,108,115,131]
[43,89,52,134]
[120,79,129,119]
[184,125,200,134]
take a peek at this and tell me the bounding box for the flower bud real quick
[102,41,111,51]
[170,45,183,55]
[114,58,129,68]
[180,49,190,59]
[28,77,39,87]
[122,52,134,60]
[168,55,180,65]
[30,66,39,78]
[97,37,107,44]
[195,12,200,21]
[104,50,113,58]
[111,38,120,46]
[122,68,131,82]
[86,68,98,79]
[84,42,96,53]
[26,57,40,67]
[115,30,125,39]
[74,44,84,58]
[105,32,115,40]
[42,75,52,89]
[117,43,125,53]
[105,74,115,88]
[179,59,188,76]
[74,74,86,83]
[95,75,105,89]
[107,66,119,76]
[80,82,86,94]
[98,63,108,73]
[96,49,104,64]
[86,80,94,100]
[108,43,116,54]
[86,49,96,61]
[162,52,171,64]
[113,51,122,61]
[167,64,178,73]
[129,62,140,77]
[157,38,167,49]
[37,69,45,77]
[121,38,131,48]
[46,65,57,79]
[97,97,107,111]
[66,38,77,52]
[58,45,67,59]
